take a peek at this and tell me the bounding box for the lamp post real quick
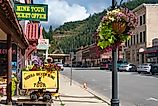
[111,0,120,106]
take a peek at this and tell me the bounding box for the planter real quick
[97,8,137,50]
[112,22,126,34]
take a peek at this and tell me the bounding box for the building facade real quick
[125,4,158,65]
[0,0,29,103]
[75,43,124,67]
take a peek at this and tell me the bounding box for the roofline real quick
[133,3,158,12]
[4,0,29,48]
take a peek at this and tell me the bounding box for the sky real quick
[33,0,123,30]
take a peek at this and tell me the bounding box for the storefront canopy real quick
[0,0,29,49]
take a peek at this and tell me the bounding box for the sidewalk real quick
[0,74,110,106]
[53,74,110,106]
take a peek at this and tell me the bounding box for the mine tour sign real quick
[22,71,58,89]
[14,4,48,21]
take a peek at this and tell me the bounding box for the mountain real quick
[49,0,158,54]
[51,11,106,53]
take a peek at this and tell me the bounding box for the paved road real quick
[61,67,158,106]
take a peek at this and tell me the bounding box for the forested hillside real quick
[43,0,158,54]
[55,12,106,53]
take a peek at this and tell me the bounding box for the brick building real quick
[125,4,158,65]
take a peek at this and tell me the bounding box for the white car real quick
[55,62,64,71]
[137,63,152,74]
[118,63,136,72]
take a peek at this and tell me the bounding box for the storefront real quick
[144,46,158,63]
[0,0,29,104]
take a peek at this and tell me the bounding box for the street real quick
[61,67,158,106]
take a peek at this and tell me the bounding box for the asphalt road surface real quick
[61,67,158,106]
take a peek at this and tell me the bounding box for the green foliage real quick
[97,8,137,50]
[43,26,53,42]
[42,28,47,39]
[45,0,158,53]
[51,10,107,53]
[123,0,158,10]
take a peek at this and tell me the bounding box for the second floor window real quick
[143,14,146,24]
[143,31,146,42]
[131,36,133,45]
[140,16,142,26]
[137,34,139,44]
[125,41,128,47]
[128,40,130,47]
[134,35,136,45]
[140,32,143,43]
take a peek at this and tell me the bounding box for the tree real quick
[48,25,53,41]
[42,28,47,39]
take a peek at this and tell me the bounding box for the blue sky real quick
[33,0,124,30]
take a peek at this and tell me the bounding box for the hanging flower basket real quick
[97,8,138,51]
[112,22,126,34]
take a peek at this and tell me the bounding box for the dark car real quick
[150,64,158,75]
[100,61,110,70]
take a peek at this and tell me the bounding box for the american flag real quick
[26,23,43,40]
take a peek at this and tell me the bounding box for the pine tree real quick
[48,25,53,41]
[42,28,47,39]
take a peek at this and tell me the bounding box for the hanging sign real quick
[37,39,49,50]
[14,3,48,21]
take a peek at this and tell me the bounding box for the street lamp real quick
[111,0,120,106]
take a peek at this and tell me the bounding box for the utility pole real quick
[111,0,120,106]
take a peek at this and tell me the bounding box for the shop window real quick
[152,38,158,46]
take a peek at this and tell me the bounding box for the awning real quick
[143,50,158,54]
[0,0,29,49]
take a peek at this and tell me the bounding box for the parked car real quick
[64,63,70,67]
[137,63,152,74]
[81,63,89,68]
[100,61,110,70]
[55,62,64,71]
[118,63,137,72]
[108,60,128,71]
[150,64,158,75]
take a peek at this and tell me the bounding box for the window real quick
[131,36,133,45]
[128,40,130,46]
[125,41,128,47]
[134,35,136,45]
[137,34,139,43]
[140,32,142,43]
[143,31,146,42]
[143,14,146,24]
[140,16,142,26]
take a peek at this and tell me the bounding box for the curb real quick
[60,74,110,106]
[73,67,100,70]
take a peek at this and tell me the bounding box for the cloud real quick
[40,0,90,30]
[65,0,108,14]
